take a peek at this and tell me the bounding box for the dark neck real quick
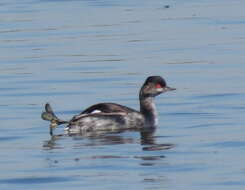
[139,95,158,127]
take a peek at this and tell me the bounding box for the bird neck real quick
[139,96,158,127]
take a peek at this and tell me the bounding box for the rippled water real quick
[1,0,245,189]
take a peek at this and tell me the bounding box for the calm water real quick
[1,0,245,189]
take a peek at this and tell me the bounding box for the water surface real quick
[1,0,245,189]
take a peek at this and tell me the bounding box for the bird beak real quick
[164,86,176,92]
[156,86,176,93]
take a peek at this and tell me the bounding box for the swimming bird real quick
[42,76,175,135]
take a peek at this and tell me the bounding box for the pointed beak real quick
[156,86,176,94]
[164,86,176,92]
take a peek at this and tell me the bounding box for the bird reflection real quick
[141,128,156,145]
[43,128,174,151]
[140,128,175,151]
[43,129,136,149]
[43,134,64,150]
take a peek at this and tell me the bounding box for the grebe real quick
[42,76,175,135]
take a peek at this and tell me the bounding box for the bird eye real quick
[156,84,162,88]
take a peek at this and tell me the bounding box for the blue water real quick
[1,0,245,189]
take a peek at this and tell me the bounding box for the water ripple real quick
[0,176,74,184]
[206,141,245,148]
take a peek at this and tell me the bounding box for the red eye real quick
[156,84,162,88]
